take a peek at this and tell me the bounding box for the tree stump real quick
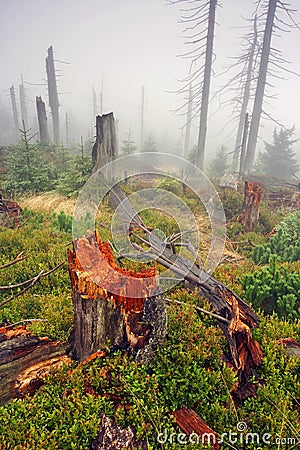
[92,113,118,173]
[36,96,50,145]
[68,230,167,363]
[238,181,262,231]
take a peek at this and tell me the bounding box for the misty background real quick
[1,0,300,166]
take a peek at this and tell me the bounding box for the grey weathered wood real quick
[36,96,50,145]
[46,45,60,145]
[92,113,118,172]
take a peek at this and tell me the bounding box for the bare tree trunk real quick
[68,230,167,363]
[184,83,193,158]
[238,181,262,231]
[46,45,60,145]
[92,86,97,118]
[140,86,145,151]
[19,75,28,129]
[92,113,118,173]
[65,112,69,146]
[239,113,250,178]
[196,0,217,171]
[232,16,258,172]
[9,86,19,133]
[36,96,50,145]
[244,1,277,173]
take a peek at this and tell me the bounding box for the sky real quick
[1,0,300,163]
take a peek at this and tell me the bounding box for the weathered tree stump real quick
[238,181,262,231]
[68,230,167,363]
[92,113,118,173]
[36,96,50,145]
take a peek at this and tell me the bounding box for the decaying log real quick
[68,230,167,363]
[107,184,263,386]
[238,181,262,231]
[92,413,148,450]
[92,113,118,173]
[173,407,220,449]
[0,326,70,405]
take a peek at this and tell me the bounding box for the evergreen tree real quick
[121,131,136,156]
[208,145,228,177]
[261,127,299,178]
[3,124,57,195]
[143,134,157,152]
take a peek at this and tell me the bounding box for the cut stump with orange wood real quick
[68,230,167,363]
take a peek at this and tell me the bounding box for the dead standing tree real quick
[92,113,118,173]
[36,96,50,145]
[170,0,218,171]
[46,45,60,145]
[19,75,28,130]
[244,0,300,173]
[9,85,19,134]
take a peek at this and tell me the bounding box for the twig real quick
[165,297,230,324]
[0,261,65,290]
[4,318,48,329]
[0,261,65,308]
[0,252,26,269]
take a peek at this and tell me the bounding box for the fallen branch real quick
[165,297,230,324]
[0,252,26,269]
[0,261,65,308]
[4,319,48,330]
[0,261,65,291]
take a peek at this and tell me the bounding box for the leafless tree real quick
[169,0,219,170]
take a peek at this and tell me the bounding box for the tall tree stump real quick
[36,96,50,145]
[92,113,118,173]
[68,230,167,363]
[238,181,262,231]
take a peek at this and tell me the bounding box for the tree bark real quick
[36,96,50,145]
[244,1,277,173]
[238,181,262,231]
[68,230,167,363]
[196,0,217,171]
[92,113,118,173]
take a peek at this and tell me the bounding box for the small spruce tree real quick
[261,127,299,178]
[208,145,228,177]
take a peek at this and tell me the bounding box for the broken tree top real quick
[68,230,158,313]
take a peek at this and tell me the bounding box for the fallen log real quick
[68,230,167,363]
[0,325,70,405]
[0,197,22,227]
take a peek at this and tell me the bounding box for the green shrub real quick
[242,257,300,320]
[252,211,300,264]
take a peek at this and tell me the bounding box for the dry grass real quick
[20,194,76,215]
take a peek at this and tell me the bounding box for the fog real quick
[1,0,300,164]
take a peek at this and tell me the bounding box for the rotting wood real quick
[0,325,70,405]
[68,230,167,363]
[238,181,262,231]
[91,412,148,450]
[173,407,220,449]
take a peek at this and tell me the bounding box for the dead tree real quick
[238,181,262,231]
[36,96,50,145]
[244,1,300,173]
[19,75,28,129]
[92,86,97,119]
[231,17,259,172]
[170,0,218,171]
[9,86,19,133]
[46,45,60,145]
[183,83,193,158]
[92,113,118,172]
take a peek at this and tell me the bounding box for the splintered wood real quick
[0,325,70,404]
[68,230,166,362]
